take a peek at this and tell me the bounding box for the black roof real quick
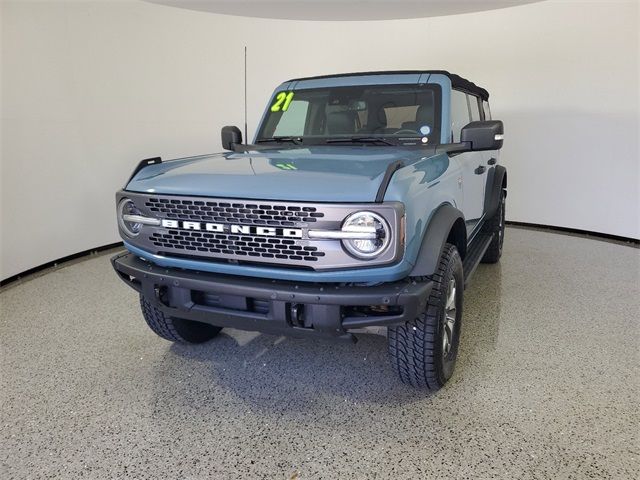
[287,70,489,100]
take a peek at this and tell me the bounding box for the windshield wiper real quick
[325,136,395,146]
[255,136,303,145]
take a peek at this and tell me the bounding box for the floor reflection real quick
[459,262,503,364]
[153,264,505,412]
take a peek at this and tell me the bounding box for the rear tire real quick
[481,189,506,264]
[387,243,464,390]
[139,295,222,343]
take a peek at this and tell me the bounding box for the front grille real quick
[121,192,403,271]
[145,198,324,227]
[150,230,325,262]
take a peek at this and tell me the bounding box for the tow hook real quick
[290,303,305,328]
[154,285,169,305]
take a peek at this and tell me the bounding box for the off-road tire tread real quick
[388,243,461,390]
[140,296,189,342]
[139,295,221,343]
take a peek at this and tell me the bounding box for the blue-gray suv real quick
[112,70,506,390]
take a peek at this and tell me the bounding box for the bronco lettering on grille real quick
[160,219,303,238]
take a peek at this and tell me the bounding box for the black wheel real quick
[388,243,464,390]
[481,189,506,264]
[139,295,222,344]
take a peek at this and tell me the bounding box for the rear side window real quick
[483,100,492,120]
[450,90,470,142]
[469,95,481,122]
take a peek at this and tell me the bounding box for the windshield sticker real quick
[275,162,297,170]
[271,92,295,112]
[419,125,431,135]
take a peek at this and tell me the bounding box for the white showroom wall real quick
[1,0,638,280]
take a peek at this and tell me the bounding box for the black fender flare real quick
[409,204,466,278]
[484,164,507,219]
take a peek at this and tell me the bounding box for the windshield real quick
[256,84,442,146]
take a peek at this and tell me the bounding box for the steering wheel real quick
[394,129,421,135]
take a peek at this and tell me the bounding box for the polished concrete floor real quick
[1,228,638,479]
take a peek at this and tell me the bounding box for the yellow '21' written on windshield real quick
[270,92,295,112]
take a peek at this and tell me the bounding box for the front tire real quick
[388,243,464,390]
[139,295,222,343]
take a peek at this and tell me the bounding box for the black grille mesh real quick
[145,198,324,227]
[150,230,325,262]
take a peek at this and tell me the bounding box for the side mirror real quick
[460,120,504,151]
[221,126,242,151]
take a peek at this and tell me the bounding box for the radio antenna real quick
[243,45,248,142]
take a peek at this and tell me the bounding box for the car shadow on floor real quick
[151,263,503,412]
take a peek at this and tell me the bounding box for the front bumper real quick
[112,252,432,339]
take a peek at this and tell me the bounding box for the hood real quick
[125,146,430,202]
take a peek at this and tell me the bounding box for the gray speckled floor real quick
[1,228,639,479]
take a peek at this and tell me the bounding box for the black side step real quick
[462,233,494,287]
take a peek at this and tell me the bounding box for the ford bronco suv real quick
[112,71,506,391]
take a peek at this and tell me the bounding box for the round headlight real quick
[342,211,391,259]
[117,198,143,237]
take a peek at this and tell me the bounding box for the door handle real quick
[474,165,486,175]
[487,158,497,165]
